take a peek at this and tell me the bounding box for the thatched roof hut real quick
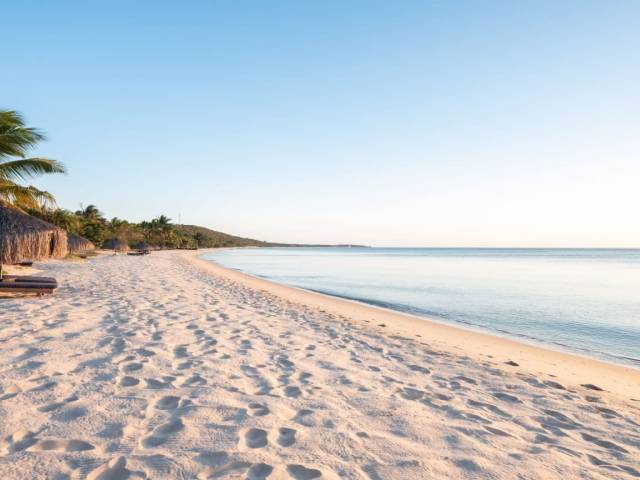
[133,241,152,250]
[102,238,130,252]
[68,233,95,253]
[0,201,68,265]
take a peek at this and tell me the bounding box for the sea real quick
[201,247,640,368]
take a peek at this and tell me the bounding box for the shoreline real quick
[299,287,640,370]
[185,250,640,400]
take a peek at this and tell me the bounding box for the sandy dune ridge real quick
[0,251,638,479]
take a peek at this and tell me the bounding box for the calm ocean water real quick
[201,248,640,367]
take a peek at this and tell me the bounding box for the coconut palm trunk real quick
[0,214,5,280]
[0,207,10,279]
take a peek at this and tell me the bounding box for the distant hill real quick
[175,224,369,249]
[175,225,275,248]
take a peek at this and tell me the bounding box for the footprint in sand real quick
[287,464,323,479]
[543,380,566,390]
[194,450,229,467]
[154,395,180,410]
[0,385,21,400]
[30,439,95,452]
[198,462,251,480]
[37,393,78,413]
[14,347,46,362]
[52,405,87,422]
[119,376,140,387]
[181,374,207,387]
[175,360,194,370]
[277,355,295,369]
[145,377,174,389]
[28,379,57,392]
[198,461,273,480]
[283,386,302,398]
[241,365,260,377]
[580,432,628,453]
[248,402,270,417]
[407,364,430,374]
[484,426,512,437]
[122,362,143,373]
[243,428,268,448]
[111,337,126,353]
[86,456,130,480]
[96,422,124,439]
[173,346,189,358]
[4,430,38,453]
[140,418,184,448]
[248,463,274,479]
[137,348,156,357]
[276,427,297,447]
[293,409,315,426]
[399,387,424,400]
[594,405,619,418]
[492,392,520,403]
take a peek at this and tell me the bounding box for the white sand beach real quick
[1,250,639,479]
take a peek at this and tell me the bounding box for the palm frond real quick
[0,181,58,210]
[0,110,46,158]
[0,158,66,181]
[0,110,64,209]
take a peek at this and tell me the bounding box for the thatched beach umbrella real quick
[0,201,68,275]
[102,238,130,252]
[68,233,95,254]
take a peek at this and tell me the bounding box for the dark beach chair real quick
[127,249,150,256]
[0,276,58,296]
[18,261,33,267]
[0,275,57,284]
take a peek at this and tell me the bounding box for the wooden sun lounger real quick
[0,276,58,296]
[0,275,57,284]
[127,250,150,256]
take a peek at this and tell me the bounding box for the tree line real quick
[29,205,203,248]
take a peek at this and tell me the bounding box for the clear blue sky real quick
[3,1,639,247]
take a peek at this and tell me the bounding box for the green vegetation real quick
[0,110,66,210]
[29,205,273,249]
[175,224,272,248]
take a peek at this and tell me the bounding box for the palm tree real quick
[156,215,172,228]
[109,217,126,230]
[0,110,66,210]
[139,215,174,246]
[51,209,81,233]
[27,207,81,234]
[77,204,103,220]
[74,205,108,245]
